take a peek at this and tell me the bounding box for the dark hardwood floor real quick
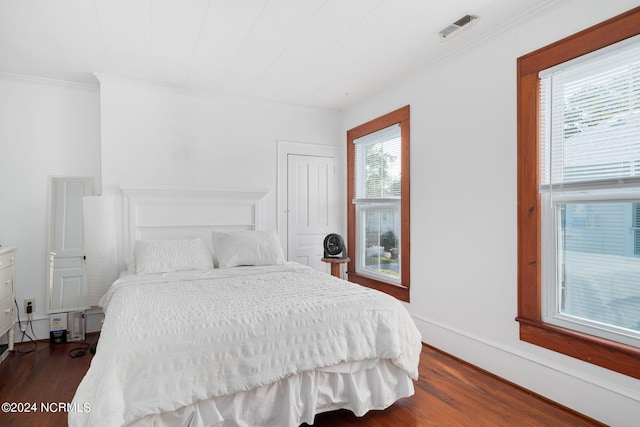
[0,335,97,427]
[0,335,603,426]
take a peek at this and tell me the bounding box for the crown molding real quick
[0,72,98,90]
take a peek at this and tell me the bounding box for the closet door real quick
[287,154,337,272]
[46,177,93,313]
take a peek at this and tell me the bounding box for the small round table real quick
[321,257,350,278]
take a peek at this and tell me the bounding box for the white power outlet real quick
[24,298,35,313]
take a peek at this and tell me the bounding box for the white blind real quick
[540,35,640,191]
[354,124,401,200]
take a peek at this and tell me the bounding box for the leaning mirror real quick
[46,176,93,313]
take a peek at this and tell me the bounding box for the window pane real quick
[357,204,400,283]
[540,35,640,188]
[354,124,401,199]
[558,202,640,334]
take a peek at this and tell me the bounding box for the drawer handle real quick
[4,308,10,314]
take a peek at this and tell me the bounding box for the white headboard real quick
[120,185,268,259]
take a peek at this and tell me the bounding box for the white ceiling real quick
[0,0,555,110]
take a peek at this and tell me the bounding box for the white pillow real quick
[134,238,213,274]
[212,230,285,268]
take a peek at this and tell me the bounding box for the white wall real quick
[97,76,343,267]
[0,75,101,338]
[0,73,343,341]
[342,1,640,426]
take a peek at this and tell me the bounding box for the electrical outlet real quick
[24,298,35,313]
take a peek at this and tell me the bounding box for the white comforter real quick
[70,263,422,426]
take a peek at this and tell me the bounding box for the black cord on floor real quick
[68,334,99,359]
[68,342,91,358]
[12,299,99,358]
[13,298,37,354]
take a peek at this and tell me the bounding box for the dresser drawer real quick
[0,251,14,268]
[0,265,12,301]
[0,294,13,334]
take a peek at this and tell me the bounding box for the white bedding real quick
[70,263,422,426]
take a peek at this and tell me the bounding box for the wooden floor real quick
[0,336,603,427]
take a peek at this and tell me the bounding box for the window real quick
[540,34,640,347]
[347,106,410,301]
[517,7,640,379]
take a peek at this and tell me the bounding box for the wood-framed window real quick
[347,106,410,302]
[517,6,640,379]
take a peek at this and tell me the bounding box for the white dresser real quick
[0,246,15,364]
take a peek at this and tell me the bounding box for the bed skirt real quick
[128,358,414,427]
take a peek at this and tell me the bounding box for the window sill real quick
[348,272,409,302]
[516,317,640,380]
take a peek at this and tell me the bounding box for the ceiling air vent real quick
[439,14,478,40]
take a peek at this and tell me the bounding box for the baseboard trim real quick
[411,313,640,403]
[12,312,103,343]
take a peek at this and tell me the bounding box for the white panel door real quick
[287,154,337,272]
[47,177,92,313]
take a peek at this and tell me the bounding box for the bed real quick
[69,186,422,427]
